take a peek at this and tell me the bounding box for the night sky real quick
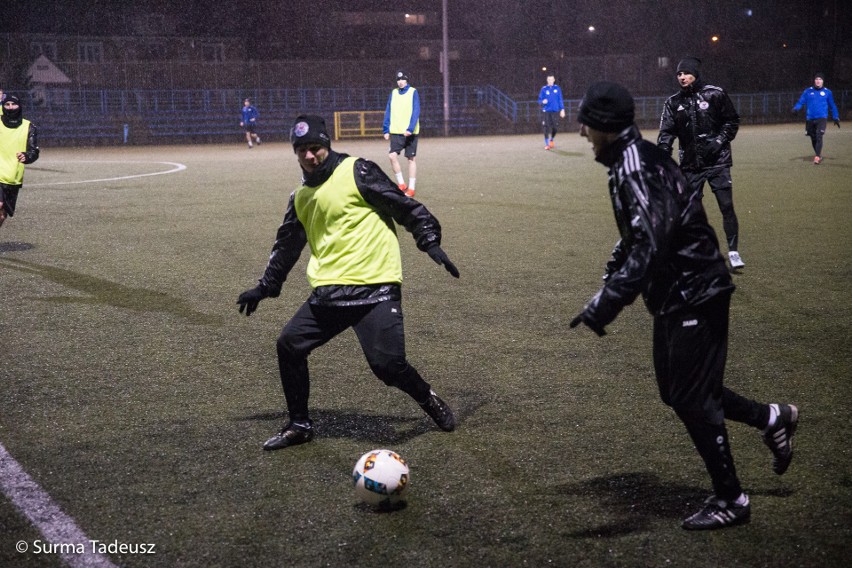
[2,0,847,60]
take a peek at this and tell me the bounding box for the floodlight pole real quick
[442,0,450,137]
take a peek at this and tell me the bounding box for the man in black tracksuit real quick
[237,115,458,451]
[570,82,799,530]
[658,57,744,271]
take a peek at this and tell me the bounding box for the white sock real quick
[765,403,779,431]
[408,177,416,190]
[395,172,405,185]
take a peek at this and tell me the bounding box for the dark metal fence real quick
[21,86,849,146]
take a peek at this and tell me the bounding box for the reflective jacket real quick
[0,119,39,187]
[579,125,734,330]
[657,80,739,172]
[257,151,442,306]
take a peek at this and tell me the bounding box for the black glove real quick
[426,245,460,278]
[709,136,724,154]
[834,119,840,128]
[569,313,607,337]
[237,286,267,316]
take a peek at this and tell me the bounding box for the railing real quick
[515,90,850,127]
[21,87,849,145]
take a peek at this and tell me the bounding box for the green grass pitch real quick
[1,124,850,567]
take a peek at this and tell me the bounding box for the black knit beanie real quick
[577,82,635,133]
[1,94,23,127]
[676,56,701,78]
[290,115,331,149]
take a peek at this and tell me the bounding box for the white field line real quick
[0,442,119,567]
[27,161,187,187]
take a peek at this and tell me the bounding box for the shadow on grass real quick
[0,257,222,325]
[552,472,707,537]
[550,149,585,157]
[552,472,798,537]
[0,241,35,253]
[239,390,487,445]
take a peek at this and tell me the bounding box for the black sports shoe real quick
[418,390,456,432]
[762,403,798,475]
[263,421,314,451]
[682,495,751,530]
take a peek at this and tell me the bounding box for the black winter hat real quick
[814,72,825,80]
[290,115,331,149]
[577,81,635,133]
[1,95,23,125]
[395,70,409,81]
[676,56,701,78]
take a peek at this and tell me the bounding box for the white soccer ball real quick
[352,449,410,508]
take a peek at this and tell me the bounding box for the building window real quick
[657,56,670,69]
[200,43,225,62]
[78,42,103,63]
[30,41,58,60]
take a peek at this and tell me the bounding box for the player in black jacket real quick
[570,82,799,530]
[658,57,744,270]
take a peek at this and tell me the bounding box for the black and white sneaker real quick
[263,420,314,451]
[418,390,456,432]
[763,403,798,475]
[682,494,751,530]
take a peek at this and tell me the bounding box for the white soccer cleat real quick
[728,251,744,269]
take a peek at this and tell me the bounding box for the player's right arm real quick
[382,93,393,135]
[657,98,677,155]
[258,192,308,297]
[792,89,808,112]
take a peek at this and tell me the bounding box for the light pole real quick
[442,0,450,137]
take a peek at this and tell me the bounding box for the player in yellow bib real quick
[0,95,40,229]
[383,70,420,197]
[238,115,459,451]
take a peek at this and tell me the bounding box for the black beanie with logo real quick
[290,115,331,149]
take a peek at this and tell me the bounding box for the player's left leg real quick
[402,137,418,196]
[653,293,750,530]
[353,300,455,431]
[708,169,742,268]
[812,118,827,162]
[550,113,560,148]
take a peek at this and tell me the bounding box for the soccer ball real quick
[352,449,409,508]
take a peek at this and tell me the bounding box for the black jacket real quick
[579,125,734,331]
[657,80,739,172]
[257,151,443,306]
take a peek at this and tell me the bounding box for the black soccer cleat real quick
[263,420,314,451]
[418,390,456,432]
[682,495,751,530]
[762,403,798,475]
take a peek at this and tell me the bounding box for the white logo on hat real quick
[699,101,709,110]
[294,121,309,137]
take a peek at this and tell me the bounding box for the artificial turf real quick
[1,124,849,567]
